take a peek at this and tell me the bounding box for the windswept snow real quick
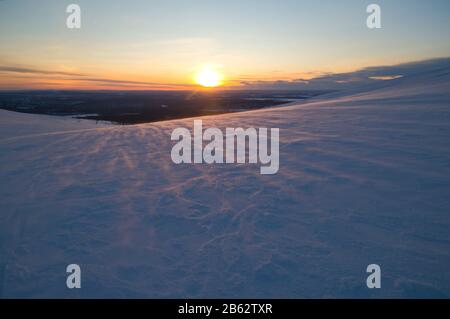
[1,62,450,298]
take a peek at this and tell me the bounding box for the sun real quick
[195,67,223,88]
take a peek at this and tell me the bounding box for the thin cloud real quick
[0,65,195,89]
[0,66,86,77]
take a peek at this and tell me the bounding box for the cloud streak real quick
[0,66,86,77]
[0,65,195,89]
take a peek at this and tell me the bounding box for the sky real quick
[1,0,450,90]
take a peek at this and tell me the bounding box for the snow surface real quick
[1,62,450,298]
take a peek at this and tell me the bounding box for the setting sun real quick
[195,67,223,88]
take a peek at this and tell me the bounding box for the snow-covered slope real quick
[1,63,450,298]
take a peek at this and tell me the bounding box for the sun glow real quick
[195,67,223,88]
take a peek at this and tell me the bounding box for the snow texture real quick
[1,59,450,298]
